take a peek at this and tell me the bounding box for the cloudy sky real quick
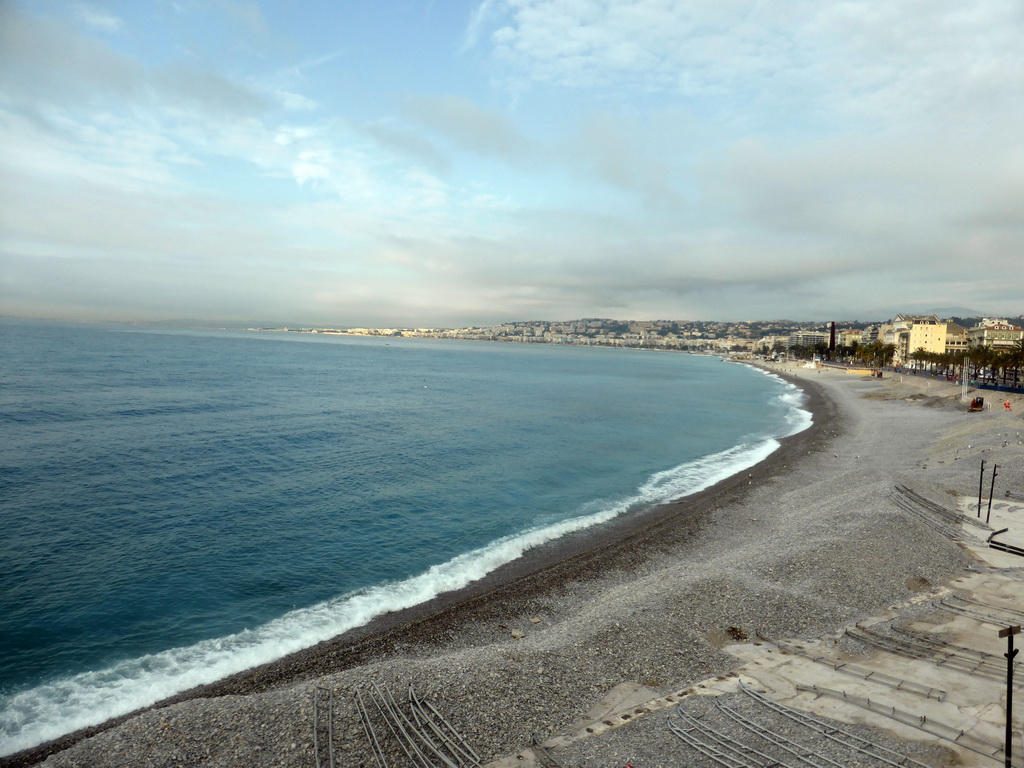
[2,0,1023,327]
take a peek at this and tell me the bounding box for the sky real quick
[1,0,1023,327]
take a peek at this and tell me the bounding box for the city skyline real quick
[3,1,1024,327]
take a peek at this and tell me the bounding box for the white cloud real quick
[461,0,499,52]
[274,126,316,146]
[73,3,123,32]
[399,169,450,210]
[488,0,795,90]
[277,90,319,111]
[0,106,187,191]
[292,151,332,185]
[483,0,1024,132]
[470,193,513,210]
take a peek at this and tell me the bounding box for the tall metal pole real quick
[999,625,1020,768]
[979,459,987,519]
[987,464,1000,525]
[962,354,970,401]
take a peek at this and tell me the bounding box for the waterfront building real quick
[788,331,829,349]
[892,314,944,364]
[944,323,969,356]
[837,328,864,348]
[967,318,1024,350]
[758,335,790,353]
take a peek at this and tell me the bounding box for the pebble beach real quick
[7,362,1023,768]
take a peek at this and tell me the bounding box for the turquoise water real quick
[0,320,808,754]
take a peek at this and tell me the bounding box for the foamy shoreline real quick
[9,365,1024,767]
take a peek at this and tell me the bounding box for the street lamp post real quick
[987,464,1000,525]
[979,460,987,519]
[1000,625,1020,768]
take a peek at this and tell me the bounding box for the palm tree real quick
[880,343,897,367]
[910,347,929,372]
[994,349,1012,387]
[923,350,946,375]
[1006,339,1024,389]
[854,340,897,368]
[937,351,958,378]
[968,346,995,384]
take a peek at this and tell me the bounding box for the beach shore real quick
[8,363,1024,768]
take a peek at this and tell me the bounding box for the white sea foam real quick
[747,364,814,436]
[0,436,792,757]
[779,385,813,435]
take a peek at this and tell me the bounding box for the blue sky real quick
[2,0,1023,326]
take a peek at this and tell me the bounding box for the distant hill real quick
[897,305,984,318]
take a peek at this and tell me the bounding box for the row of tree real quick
[777,340,898,366]
[908,340,1024,388]
[773,338,1024,390]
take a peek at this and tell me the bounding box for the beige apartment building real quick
[893,314,944,364]
[967,318,1024,350]
[757,335,790,352]
[837,329,863,348]
[892,315,971,364]
[945,323,969,356]
[876,322,895,346]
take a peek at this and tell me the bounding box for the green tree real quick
[910,347,929,371]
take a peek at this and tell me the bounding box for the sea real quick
[0,319,810,756]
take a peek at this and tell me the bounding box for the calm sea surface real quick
[0,319,809,754]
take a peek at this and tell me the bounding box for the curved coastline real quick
[2,367,830,767]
